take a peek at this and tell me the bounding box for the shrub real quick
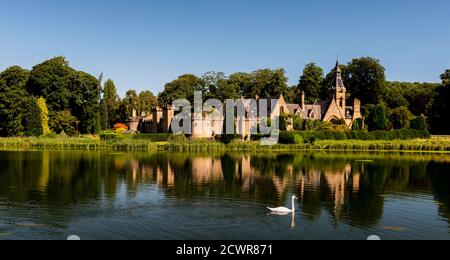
[113,123,128,131]
[100,132,171,142]
[293,116,303,131]
[390,106,413,129]
[411,116,427,130]
[278,129,431,144]
[365,104,388,131]
[49,110,78,136]
[279,131,304,144]
[168,134,188,143]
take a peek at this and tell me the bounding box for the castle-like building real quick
[128,62,362,139]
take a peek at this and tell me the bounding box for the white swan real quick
[267,196,297,213]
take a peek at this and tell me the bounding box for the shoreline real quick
[1,137,450,154]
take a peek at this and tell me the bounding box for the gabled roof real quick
[287,104,301,114]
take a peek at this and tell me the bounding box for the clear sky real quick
[0,0,449,96]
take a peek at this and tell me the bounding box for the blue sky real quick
[0,0,449,96]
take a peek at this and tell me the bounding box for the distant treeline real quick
[0,56,449,137]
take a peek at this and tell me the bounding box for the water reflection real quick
[0,150,449,239]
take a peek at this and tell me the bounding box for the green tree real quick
[49,110,78,135]
[203,72,240,100]
[26,57,75,111]
[342,57,386,105]
[158,74,203,106]
[298,63,324,103]
[279,114,291,131]
[411,116,427,130]
[293,115,303,131]
[116,101,129,123]
[124,90,139,116]
[365,104,388,131]
[0,66,30,136]
[22,97,43,136]
[249,69,288,98]
[385,81,439,116]
[441,70,450,86]
[103,79,120,126]
[37,97,51,136]
[228,72,252,97]
[390,106,413,129]
[138,90,158,115]
[71,71,100,134]
[429,70,450,134]
[26,57,100,134]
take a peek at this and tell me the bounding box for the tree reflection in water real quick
[0,150,449,231]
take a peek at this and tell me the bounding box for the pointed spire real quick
[335,59,341,73]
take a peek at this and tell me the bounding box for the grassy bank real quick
[0,136,164,151]
[1,136,450,153]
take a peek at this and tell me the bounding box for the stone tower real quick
[151,107,163,133]
[162,106,174,133]
[333,61,347,112]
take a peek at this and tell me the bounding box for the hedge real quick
[279,129,431,144]
[100,132,171,142]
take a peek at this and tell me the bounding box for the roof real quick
[301,104,322,120]
[287,104,301,114]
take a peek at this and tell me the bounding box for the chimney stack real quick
[301,91,305,111]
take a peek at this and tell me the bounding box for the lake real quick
[0,150,449,240]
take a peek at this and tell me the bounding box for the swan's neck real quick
[292,198,296,212]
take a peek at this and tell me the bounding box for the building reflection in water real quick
[122,154,371,223]
[0,151,449,229]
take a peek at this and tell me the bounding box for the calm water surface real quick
[0,150,449,240]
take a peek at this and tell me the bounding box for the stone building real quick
[275,61,362,129]
[128,62,362,138]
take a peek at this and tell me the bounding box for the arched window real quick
[280,106,285,114]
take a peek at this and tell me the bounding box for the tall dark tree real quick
[0,66,30,136]
[70,71,100,134]
[123,90,139,116]
[298,63,324,103]
[342,57,386,105]
[429,70,450,134]
[103,79,121,126]
[365,104,388,131]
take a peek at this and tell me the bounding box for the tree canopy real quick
[158,74,203,106]
[298,63,324,103]
[103,79,121,126]
[342,57,386,105]
[138,90,158,115]
[428,70,450,134]
[25,57,100,134]
[0,66,31,136]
